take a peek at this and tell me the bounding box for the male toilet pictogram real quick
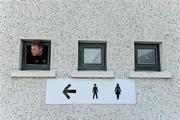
[92,83,98,99]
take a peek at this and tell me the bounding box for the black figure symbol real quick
[114,83,121,100]
[92,83,98,99]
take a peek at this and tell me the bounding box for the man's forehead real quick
[31,45,41,49]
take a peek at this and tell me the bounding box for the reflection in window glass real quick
[84,48,101,64]
[137,49,155,64]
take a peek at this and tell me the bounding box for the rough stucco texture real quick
[0,0,180,120]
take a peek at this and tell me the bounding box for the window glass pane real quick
[137,49,155,64]
[84,48,101,64]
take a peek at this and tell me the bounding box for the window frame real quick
[135,43,160,71]
[78,43,107,71]
[21,41,51,70]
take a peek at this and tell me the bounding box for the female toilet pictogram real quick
[114,83,121,100]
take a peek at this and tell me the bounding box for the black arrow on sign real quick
[63,84,76,99]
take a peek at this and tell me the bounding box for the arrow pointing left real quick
[63,84,76,99]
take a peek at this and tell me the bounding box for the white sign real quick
[46,79,136,104]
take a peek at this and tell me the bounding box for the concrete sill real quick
[128,71,172,79]
[71,70,114,78]
[11,70,56,78]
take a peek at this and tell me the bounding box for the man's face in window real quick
[31,45,43,56]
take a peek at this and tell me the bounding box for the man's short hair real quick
[31,41,44,48]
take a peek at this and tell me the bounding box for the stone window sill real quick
[11,70,56,78]
[71,70,114,78]
[128,71,172,79]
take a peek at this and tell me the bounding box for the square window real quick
[135,43,160,71]
[78,43,106,70]
[21,40,51,70]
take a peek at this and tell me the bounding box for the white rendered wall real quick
[0,0,180,120]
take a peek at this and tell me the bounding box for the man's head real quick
[31,42,44,56]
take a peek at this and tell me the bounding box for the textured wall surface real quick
[0,0,180,120]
